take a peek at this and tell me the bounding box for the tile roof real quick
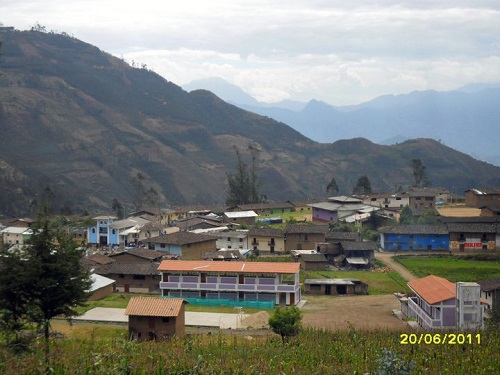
[446,223,498,233]
[378,225,448,235]
[408,275,456,305]
[93,262,161,275]
[326,231,359,241]
[125,297,185,317]
[248,227,284,237]
[146,231,217,245]
[299,253,329,262]
[158,260,300,274]
[476,278,500,292]
[109,249,165,261]
[340,241,378,251]
[285,223,329,234]
[83,254,115,265]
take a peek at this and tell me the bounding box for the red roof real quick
[125,297,185,317]
[158,260,300,274]
[408,275,456,305]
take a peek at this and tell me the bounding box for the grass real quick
[394,254,500,282]
[302,270,408,295]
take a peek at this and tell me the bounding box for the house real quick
[446,222,497,251]
[296,253,330,271]
[111,216,151,247]
[82,253,116,267]
[476,278,500,319]
[407,189,437,210]
[379,225,449,251]
[287,200,319,214]
[201,250,243,261]
[92,262,162,293]
[465,188,500,208]
[340,241,377,269]
[1,226,33,248]
[7,218,33,227]
[361,193,409,210]
[108,248,166,263]
[248,227,285,254]
[145,232,217,259]
[228,202,294,216]
[88,274,115,301]
[213,230,249,250]
[309,196,379,224]
[304,278,368,295]
[401,275,484,330]
[87,215,118,247]
[223,210,258,225]
[137,221,178,243]
[175,216,224,232]
[125,297,186,341]
[285,223,328,251]
[479,205,500,217]
[158,260,301,306]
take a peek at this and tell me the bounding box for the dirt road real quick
[375,252,417,281]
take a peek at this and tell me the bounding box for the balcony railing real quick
[159,281,297,293]
[407,297,439,328]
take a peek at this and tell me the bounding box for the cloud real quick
[1,0,500,104]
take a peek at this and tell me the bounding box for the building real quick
[248,227,285,254]
[223,211,258,225]
[447,222,497,251]
[88,274,115,301]
[0,226,32,247]
[158,260,301,306]
[401,275,484,330]
[92,262,162,294]
[465,188,500,208]
[379,225,449,251]
[296,253,329,271]
[340,241,377,269]
[87,215,118,247]
[304,278,368,295]
[213,230,249,250]
[145,232,217,259]
[407,189,437,210]
[476,278,500,320]
[362,193,409,210]
[125,297,186,341]
[309,196,372,223]
[285,224,329,251]
[108,248,166,263]
[228,202,294,216]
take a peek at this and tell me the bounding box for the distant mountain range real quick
[1,30,500,217]
[184,78,500,166]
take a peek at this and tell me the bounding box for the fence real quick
[161,296,275,309]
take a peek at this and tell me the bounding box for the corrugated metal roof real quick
[408,275,456,305]
[158,260,300,274]
[125,297,184,317]
[89,273,115,292]
[224,211,258,218]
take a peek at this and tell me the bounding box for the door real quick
[124,284,130,293]
[325,285,331,295]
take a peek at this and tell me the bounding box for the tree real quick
[111,198,125,219]
[399,205,414,225]
[411,159,430,187]
[226,147,265,206]
[353,175,372,195]
[0,210,92,371]
[326,177,339,196]
[268,306,302,343]
[418,209,438,225]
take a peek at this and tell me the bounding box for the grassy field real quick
[394,254,500,282]
[1,328,497,374]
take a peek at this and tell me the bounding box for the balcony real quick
[251,240,259,245]
[159,281,297,293]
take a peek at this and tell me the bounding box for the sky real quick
[2,1,500,105]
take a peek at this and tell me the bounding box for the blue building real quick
[379,225,449,251]
[87,215,119,247]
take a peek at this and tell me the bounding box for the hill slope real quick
[1,30,500,216]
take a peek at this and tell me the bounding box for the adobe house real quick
[339,241,377,269]
[223,210,258,225]
[465,188,500,208]
[304,278,368,295]
[145,231,217,259]
[248,227,285,254]
[285,223,329,251]
[92,262,162,294]
[125,297,186,341]
[108,248,166,263]
[379,225,449,251]
[296,253,330,271]
[88,274,115,301]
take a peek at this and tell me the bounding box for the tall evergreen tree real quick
[326,177,339,196]
[226,147,265,206]
[353,175,372,195]
[411,159,430,187]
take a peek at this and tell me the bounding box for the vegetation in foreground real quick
[0,327,497,374]
[394,254,500,282]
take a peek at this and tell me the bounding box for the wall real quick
[286,233,326,251]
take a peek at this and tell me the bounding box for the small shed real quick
[125,297,187,341]
[88,273,115,301]
[304,278,368,295]
[296,253,330,270]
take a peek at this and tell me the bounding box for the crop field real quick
[1,328,498,374]
[393,254,500,282]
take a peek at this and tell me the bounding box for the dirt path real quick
[375,252,417,281]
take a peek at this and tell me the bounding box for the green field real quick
[1,328,497,374]
[394,254,500,282]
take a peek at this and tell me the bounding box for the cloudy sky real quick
[2,1,500,105]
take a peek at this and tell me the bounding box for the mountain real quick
[1,30,500,217]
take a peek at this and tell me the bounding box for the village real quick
[1,186,500,341]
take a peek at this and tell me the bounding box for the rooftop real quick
[408,275,456,305]
[158,260,300,274]
[125,297,185,317]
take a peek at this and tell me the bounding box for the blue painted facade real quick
[382,233,449,251]
[150,243,182,255]
[87,217,119,246]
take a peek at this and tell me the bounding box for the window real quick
[162,317,170,323]
[133,275,146,280]
[92,228,95,233]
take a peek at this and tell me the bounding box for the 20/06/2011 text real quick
[400,333,481,345]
